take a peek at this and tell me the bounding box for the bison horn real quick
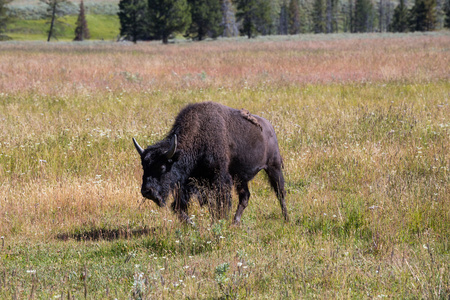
[165,134,177,159]
[132,138,144,156]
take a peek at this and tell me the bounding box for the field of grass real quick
[0,33,449,298]
[6,14,120,41]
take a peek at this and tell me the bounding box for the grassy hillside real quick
[6,14,120,41]
[0,33,449,298]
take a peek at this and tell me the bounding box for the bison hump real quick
[240,109,262,131]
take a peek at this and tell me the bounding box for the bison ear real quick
[132,138,144,156]
[165,134,177,159]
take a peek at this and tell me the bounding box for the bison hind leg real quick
[265,165,289,222]
[233,181,251,225]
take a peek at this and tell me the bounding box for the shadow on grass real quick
[56,226,156,241]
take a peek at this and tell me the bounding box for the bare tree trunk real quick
[221,0,238,37]
[47,1,56,42]
[162,34,169,44]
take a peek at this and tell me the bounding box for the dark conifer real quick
[185,0,222,40]
[0,0,12,40]
[235,0,272,38]
[409,0,437,31]
[288,0,301,34]
[74,0,90,41]
[445,0,450,27]
[118,0,149,43]
[389,0,409,31]
[313,0,326,32]
[354,0,374,32]
[147,0,191,44]
[279,0,289,35]
[253,0,273,35]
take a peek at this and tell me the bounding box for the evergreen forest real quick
[1,0,450,42]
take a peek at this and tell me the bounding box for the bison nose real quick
[141,187,165,207]
[141,187,155,199]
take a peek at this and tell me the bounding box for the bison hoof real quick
[178,213,195,226]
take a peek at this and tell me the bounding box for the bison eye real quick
[160,165,166,173]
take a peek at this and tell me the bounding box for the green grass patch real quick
[6,14,119,41]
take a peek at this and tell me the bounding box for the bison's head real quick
[133,135,179,207]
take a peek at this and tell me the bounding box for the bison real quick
[132,102,288,224]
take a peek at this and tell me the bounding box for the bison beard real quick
[133,102,289,224]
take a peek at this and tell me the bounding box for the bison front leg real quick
[217,184,232,219]
[221,174,233,219]
[208,172,233,220]
[171,187,193,224]
[233,182,250,225]
[207,185,232,220]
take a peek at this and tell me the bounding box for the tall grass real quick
[0,33,448,94]
[0,33,449,298]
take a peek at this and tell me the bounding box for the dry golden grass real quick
[0,33,449,298]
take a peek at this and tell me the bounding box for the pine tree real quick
[41,0,68,41]
[331,0,339,32]
[235,0,272,38]
[118,0,149,42]
[389,0,409,31]
[288,0,301,34]
[342,0,355,32]
[385,0,394,29]
[254,0,273,35]
[221,0,239,37]
[147,0,191,44]
[235,0,257,38]
[279,0,289,34]
[74,0,90,41]
[325,0,338,32]
[379,0,394,31]
[445,0,450,27]
[378,0,384,31]
[0,0,12,40]
[425,0,438,29]
[409,0,437,31]
[185,0,222,40]
[435,0,445,29]
[312,0,326,32]
[354,0,374,32]
[298,0,310,33]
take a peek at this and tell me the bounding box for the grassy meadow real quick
[0,33,449,298]
[6,15,120,41]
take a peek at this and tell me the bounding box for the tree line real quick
[1,0,450,42]
[118,0,450,43]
